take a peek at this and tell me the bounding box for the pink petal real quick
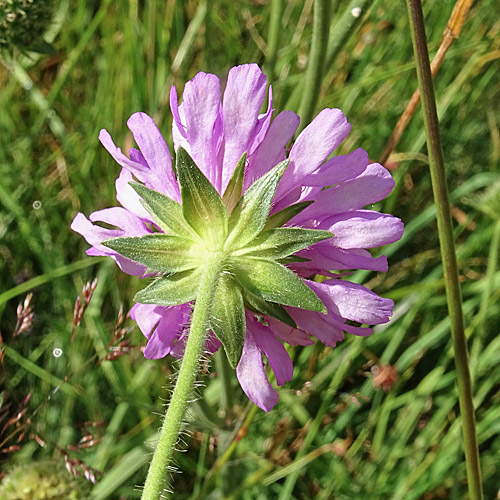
[127,113,179,201]
[71,212,120,253]
[89,207,148,236]
[271,185,304,214]
[170,85,187,139]
[247,86,274,156]
[290,260,343,279]
[143,305,189,359]
[113,256,146,276]
[313,245,389,272]
[205,333,222,354]
[99,128,149,173]
[182,72,222,186]
[248,317,293,386]
[72,213,146,276]
[308,280,393,325]
[301,148,369,187]
[129,148,148,166]
[236,330,279,412]
[130,303,163,337]
[321,210,404,249]
[115,168,152,220]
[295,163,395,222]
[276,108,351,201]
[170,88,192,159]
[266,317,314,347]
[336,320,373,337]
[221,64,268,193]
[287,308,345,347]
[170,330,187,358]
[245,110,300,190]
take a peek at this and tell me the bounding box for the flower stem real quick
[405,2,483,499]
[141,253,224,500]
[297,0,331,134]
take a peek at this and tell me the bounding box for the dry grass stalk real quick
[71,278,98,343]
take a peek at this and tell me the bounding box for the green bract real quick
[103,148,333,368]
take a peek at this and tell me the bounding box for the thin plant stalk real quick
[141,253,223,500]
[405,1,483,499]
[297,0,331,134]
[286,0,366,113]
[264,0,284,84]
[325,0,369,68]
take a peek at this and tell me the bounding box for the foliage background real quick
[0,0,499,498]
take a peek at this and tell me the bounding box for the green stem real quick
[297,0,331,134]
[405,2,483,500]
[215,348,234,410]
[264,0,283,84]
[141,253,224,500]
[285,0,365,113]
[325,0,368,69]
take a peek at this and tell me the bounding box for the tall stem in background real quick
[405,1,483,499]
[264,0,284,84]
[297,0,331,134]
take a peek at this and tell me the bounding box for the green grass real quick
[1,0,499,498]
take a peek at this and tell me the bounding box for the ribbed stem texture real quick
[141,253,224,500]
[297,0,331,134]
[405,1,483,499]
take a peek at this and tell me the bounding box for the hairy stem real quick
[141,253,224,500]
[405,1,483,499]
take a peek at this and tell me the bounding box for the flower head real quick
[0,0,53,53]
[72,64,403,412]
[0,460,91,499]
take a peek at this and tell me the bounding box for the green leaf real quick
[29,41,57,55]
[225,159,289,250]
[130,182,199,239]
[222,152,247,214]
[233,257,326,313]
[242,288,297,329]
[211,274,246,368]
[102,234,201,273]
[263,201,314,230]
[234,227,333,260]
[176,147,228,247]
[134,269,201,306]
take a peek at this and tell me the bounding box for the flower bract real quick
[72,64,403,412]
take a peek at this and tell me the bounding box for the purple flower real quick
[71,64,403,412]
